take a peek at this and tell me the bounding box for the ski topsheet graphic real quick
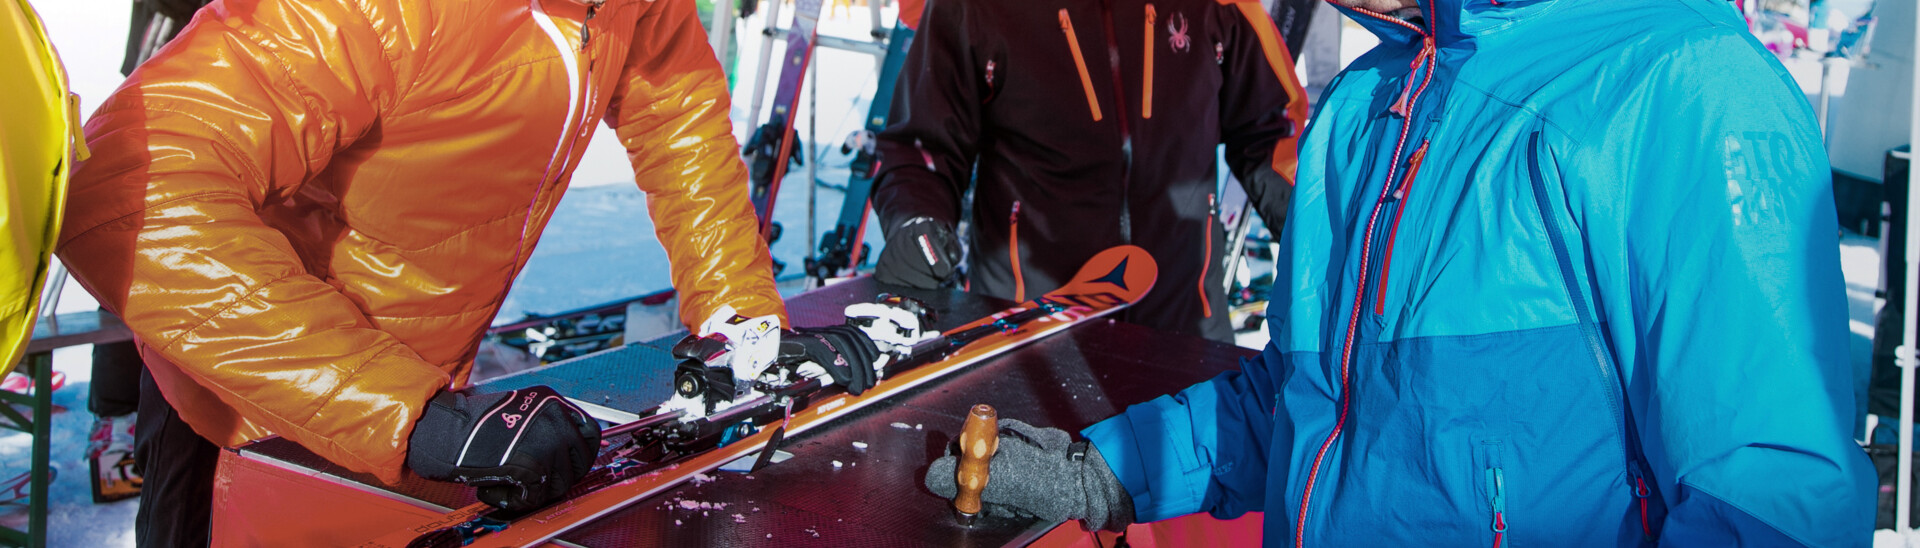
[745,0,826,238]
[358,246,1159,548]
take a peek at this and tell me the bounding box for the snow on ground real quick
[498,4,891,322]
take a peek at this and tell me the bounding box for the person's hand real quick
[924,419,1134,531]
[782,325,883,395]
[876,217,962,289]
[406,385,601,512]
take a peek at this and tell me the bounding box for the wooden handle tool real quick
[953,404,999,526]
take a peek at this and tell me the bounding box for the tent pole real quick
[1896,0,1920,537]
[746,0,787,127]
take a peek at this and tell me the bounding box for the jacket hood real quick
[1335,0,1569,46]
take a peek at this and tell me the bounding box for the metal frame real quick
[0,351,53,547]
[1897,0,1920,537]
[744,0,891,131]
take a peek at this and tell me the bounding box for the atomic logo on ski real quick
[1092,257,1132,290]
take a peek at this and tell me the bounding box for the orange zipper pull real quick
[1394,142,1429,200]
[1059,10,1104,122]
[1143,4,1156,119]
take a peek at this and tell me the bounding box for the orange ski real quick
[357,245,1157,548]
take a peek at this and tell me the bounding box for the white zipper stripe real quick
[529,0,583,177]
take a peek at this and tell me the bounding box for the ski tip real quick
[1056,245,1157,304]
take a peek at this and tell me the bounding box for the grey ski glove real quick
[924,419,1135,531]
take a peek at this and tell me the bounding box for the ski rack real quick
[807,20,916,285]
[741,0,891,130]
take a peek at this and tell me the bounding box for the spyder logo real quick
[1168,13,1191,52]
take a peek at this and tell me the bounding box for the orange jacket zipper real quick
[1010,201,1026,302]
[1142,4,1155,119]
[1199,193,1214,318]
[1058,10,1103,122]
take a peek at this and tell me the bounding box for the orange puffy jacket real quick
[56,0,784,484]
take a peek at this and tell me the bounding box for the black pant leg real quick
[89,329,142,417]
[134,368,218,548]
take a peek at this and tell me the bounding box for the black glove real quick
[743,118,802,193]
[781,325,883,395]
[875,217,963,289]
[407,385,601,513]
[925,419,1134,531]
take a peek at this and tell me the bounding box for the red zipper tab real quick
[1394,143,1428,200]
[1633,470,1654,539]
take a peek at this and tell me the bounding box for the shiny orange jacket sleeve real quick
[55,0,446,484]
[605,0,788,328]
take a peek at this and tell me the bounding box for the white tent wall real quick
[1829,0,1914,181]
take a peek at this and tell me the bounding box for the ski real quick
[356,246,1159,548]
[743,0,828,239]
[807,20,916,284]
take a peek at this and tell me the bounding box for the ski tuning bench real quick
[213,272,1267,546]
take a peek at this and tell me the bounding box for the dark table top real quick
[241,277,1257,547]
[26,310,133,354]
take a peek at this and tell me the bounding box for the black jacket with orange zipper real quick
[872,0,1308,341]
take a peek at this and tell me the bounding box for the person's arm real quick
[1569,27,1873,546]
[870,0,982,234]
[1216,0,1308,235]
[1080,346,1288,522]
[56,0,444,484]
[603,0,786,327]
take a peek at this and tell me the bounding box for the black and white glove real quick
[876,217,963,289]
[781,325,883,395]
[924,419,1135,531]
[407,385,601,513]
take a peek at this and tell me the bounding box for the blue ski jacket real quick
[1081,0,1876,545]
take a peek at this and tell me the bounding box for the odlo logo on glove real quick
[500,391,540,429]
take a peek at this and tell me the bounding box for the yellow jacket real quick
[0,0,82,376]
[57,0,784,484]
